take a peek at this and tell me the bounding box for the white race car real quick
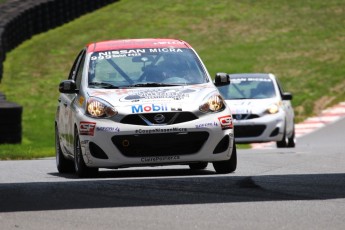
[216,73,295,148]
[55,38,236,177]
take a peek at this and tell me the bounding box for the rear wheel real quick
[213,143,237,174]
[55,126,74,173]
[74,129,98,178]
[189,162,208,170]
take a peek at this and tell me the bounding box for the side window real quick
[275,78,285,96]
[68,48,86,81]
[75,52,86,89]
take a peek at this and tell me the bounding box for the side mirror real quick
[282,92,293,100]
[214,72,230,86]
[59,80,78,94]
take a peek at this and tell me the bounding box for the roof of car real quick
[86,38,192,53]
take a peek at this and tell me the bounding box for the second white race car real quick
[216,73,295,148]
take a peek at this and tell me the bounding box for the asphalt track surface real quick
[0,117,344,230]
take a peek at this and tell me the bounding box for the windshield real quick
[218,76,276,99]
[88,48,208,88]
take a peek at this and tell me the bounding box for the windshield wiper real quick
[88,82,119,89]
[126,83,181,87]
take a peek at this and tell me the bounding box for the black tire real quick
[74,129,98,178]
[213,143,237,174]
[55,126,74,173]
[189,162,208,170]
[287,127,296,148]
[276,125,288,148]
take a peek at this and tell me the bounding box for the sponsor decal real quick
[91,49,146,60]
[247,77,271,82]
[132,104,168,113]
[171,107,182,111]
[195,122,219,128]
[80,140,89,147]
[231,77,272,84]
[80,140,89,148]
[80,140,89,144]
[90,48,184,60]
[218,115,233,130]
[120,88,195,102]
[149,48,183,53]
[135,127,187,134]
[96,126,120,133]
[80,122,96,136]
[141,156,180,162]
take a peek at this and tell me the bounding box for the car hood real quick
[86,84,217,113]
[225,98,279,115]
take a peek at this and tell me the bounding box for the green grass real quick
[1,0,344,159]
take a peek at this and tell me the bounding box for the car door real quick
[57,49,86,156]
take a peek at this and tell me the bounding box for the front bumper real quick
[233,111,285,143]
[77,112,234,168]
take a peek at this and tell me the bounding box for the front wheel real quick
[213,143,237,174]
[276,123,288,148]
[277,123,295,148]
[287,127,296,148]
[74,129,98,178]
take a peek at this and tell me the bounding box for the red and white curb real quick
[251,102,345,149]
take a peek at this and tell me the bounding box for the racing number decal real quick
[218,115,233,130]
[80,122,96,136]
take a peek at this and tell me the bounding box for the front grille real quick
[233,114,260,120]
[120,112,198,126]
[234,125,266,138]
[111,132,209,157]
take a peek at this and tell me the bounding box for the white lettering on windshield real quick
[231,78,272,84]
[149,48,183,53]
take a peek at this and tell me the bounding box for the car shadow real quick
[49,167,217,179]
[1,169,344,212]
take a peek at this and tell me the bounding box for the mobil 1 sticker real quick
[131,103,170,113]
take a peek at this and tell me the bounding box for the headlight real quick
[199,93,225,113]
[267,103,279,114]
[86,98,117,118]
